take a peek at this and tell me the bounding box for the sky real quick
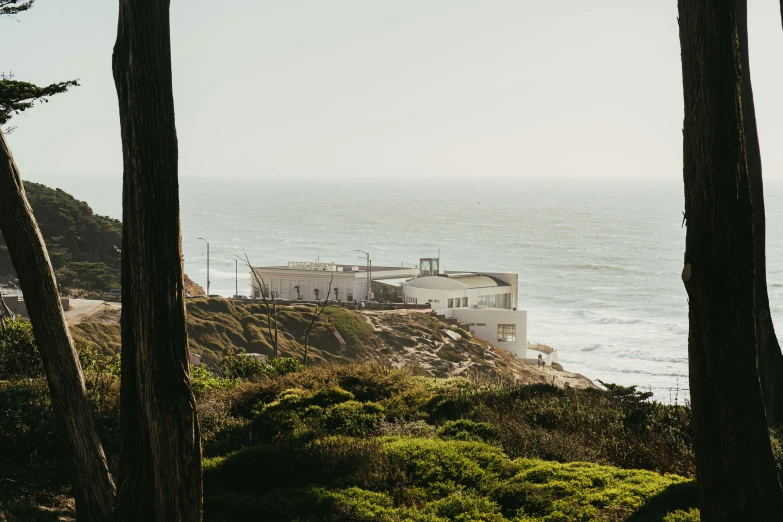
[5,0,783,181]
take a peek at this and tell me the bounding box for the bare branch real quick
[239,254,278,358]
[303,273,334,366]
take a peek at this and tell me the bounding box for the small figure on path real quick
[538,353,544,368]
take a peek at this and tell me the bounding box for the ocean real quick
[27,174,783,399]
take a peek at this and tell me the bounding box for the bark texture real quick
[112,0,202,520]
[0,129,115,521]
[678,0,783,518]
[737,0,783,426]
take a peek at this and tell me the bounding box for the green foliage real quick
[203,437,698,522]
[0,73,78,127]
[663,508,701,522]
[439,419,499,443]
[56,261,119,292]
[0,318,40,379]
[0,182,121,292]
[325,400,385,436]
[0,358,702,521]
[322,306,374,349]
[190,365,240,398]
[266,357,305,376]
[0,0,34,17]
[220,354,268,379]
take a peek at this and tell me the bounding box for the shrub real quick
[265,357,304,376]
[219,355,303,381]
[439,419,499,443]
[220,354,268,380]
[0,318,41,379]
[664,508,701,522]
[190,365,240,397]
[324,401,385,437]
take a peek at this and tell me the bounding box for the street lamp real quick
[354,249,371,301]
[198,237,210,297]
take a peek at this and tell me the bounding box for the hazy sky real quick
[5,0,783,181]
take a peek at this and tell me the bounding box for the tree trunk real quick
[737,0,783,426]
[112,1,202,520]
[678,1,783,518]
[0,129,116,521]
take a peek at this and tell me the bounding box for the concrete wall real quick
[3,296,70,317]
[441,308,528,358]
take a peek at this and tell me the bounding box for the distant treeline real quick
[0,182,121,292]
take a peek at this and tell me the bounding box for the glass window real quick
[454,298,460,308]
[448,298,454,308]
[497,324,516,342]
[347,291,353,301]
[462,297,468,307]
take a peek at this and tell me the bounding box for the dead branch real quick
[303,273,334,366]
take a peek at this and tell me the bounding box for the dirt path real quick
[64,299,121,326]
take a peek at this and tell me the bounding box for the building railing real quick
[231,298,431,311]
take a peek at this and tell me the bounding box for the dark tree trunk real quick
[737,0,783,426]
[112,1,202,520]
[678,1,783,518]
[0,129,116,521]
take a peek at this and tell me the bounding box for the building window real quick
[478,293,513,309]
[454,298,460,308]
[448,298,454,308]
[462,297,468,307]
[497,324,516,342]
[347,291,353,301]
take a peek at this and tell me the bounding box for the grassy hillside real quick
[72,299,592,386]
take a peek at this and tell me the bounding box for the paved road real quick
[64,299,121,326]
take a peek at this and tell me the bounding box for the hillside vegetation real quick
[0,319,702,521]
[72,299,593,387]
[0,182,121,293]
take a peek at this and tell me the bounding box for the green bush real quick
[324,401,385,437]
[220,354,268,379]
[439,419,499,443]
[190,365,240,397]
[203,436,699,522]
[663,508,701,522]
[0,318,41,379]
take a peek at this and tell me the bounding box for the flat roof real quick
[253,264,417,274]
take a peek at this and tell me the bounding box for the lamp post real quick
[198,237,209,296]
[354,249,370,301]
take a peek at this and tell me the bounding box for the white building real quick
[401,263,527,358]
[250,261,419,302]
[251,257,529,359]
[440,308,528,359]
[401,271,518,309]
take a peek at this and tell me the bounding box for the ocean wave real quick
[552,263,644,274]
[573,309,642,325]
[616,368,687,378]
[581,343,602,352]
[663,323,688,335]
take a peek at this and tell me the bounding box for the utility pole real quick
[198,237,209,296]
[355,249,370,301]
